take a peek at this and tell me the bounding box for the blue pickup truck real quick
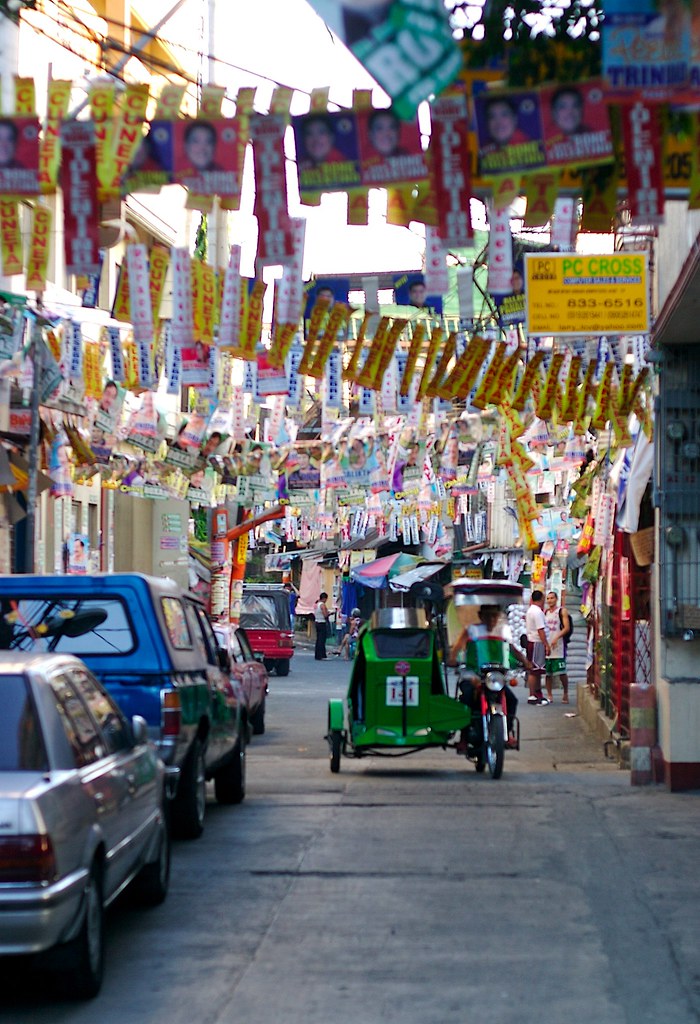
[0,573,245,839]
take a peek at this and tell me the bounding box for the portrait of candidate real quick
[482,97,531,149]
[0,119,22,169]
[367,108,405,158]
[123,122,174,188]
[393,273,443,314]
[183,120,221,172]
[549,86,589,137]
[303,278,349,322]
[0,116,40,193]
[172,119,239,195]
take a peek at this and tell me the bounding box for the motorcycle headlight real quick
[484,670,506,692]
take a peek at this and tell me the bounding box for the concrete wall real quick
[655,201,700,312]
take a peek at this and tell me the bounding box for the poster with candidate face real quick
[303,278,350,323]
[540,81,613,169]
[393,273,443,315]
[0,117,40,195]
[293,111,361,194]
[474,91,545,175]
[493,260,526,326]
[122,121,174,193]
[356,108,427,187]
[172,119,241,197]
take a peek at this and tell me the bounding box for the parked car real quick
[0,652,169,999]
[240,584,295,676]
[214,623,269,735]
[0,574,245,840]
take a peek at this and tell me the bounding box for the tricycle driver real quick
[448,604,532,752]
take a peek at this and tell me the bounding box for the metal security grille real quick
[656,345,700,637]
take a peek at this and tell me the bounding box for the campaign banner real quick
[218,245,242,348]
[621,101,665,224]
[171,117,241,197]
[256,352,289,396]
[393,272,443,314]
[122,121,174,194]
[602,0,691,102]
[251,114,294,264]
[540,81,613,169]
[429,92,473,248]
[356,107,427,187]
[107,325,124,382]
[274,218,306,323]
[0,116,41,195]
[60,121,101,277]
[170,246,193,347]
[293,110,361,193]
[474,90,545,176]
[486,205,513,295]
[0,200,22,276]
[306,1,462,121]
[110,82,150,194]
[40,80,72,194]
[524,251,650,336]
[149,245,170,333]
[127,244,155,385]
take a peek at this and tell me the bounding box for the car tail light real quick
[0,835,57,884]
[278,633,293,647]
[161,689,182,737]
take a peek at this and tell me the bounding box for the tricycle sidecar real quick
[327,607,470,772]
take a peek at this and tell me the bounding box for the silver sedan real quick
[0,651,169,999]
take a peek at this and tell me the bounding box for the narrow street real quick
[2,650,699,1024]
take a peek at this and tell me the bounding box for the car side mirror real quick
[131,715,149,745]
[217,647,231,672]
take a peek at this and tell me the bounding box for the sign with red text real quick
[60,121,101,276]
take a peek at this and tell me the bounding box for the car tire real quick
[59,861,104,1000]
[214,734,246,805]
[251,699,266,735]
[263,658,275,672]
[134,813,170,906]
[275,659,290,677]
[172,738,207,840]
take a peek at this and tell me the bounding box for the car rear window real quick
[372,630,432,660]
[240,593,290,630]
[0,674,49,771]
[0,597,135,655]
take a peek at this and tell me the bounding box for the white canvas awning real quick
[389,562,446,593]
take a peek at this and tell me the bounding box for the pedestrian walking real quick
[314,592,331,660]
[525,589,551,705]
[544,591,570,703]
[284,581,299,632]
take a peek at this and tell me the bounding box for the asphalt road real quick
[2,650,700,1024]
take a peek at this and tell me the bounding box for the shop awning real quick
[389,562,446,593]
[350,552,421,590]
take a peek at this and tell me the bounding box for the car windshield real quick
[239,593,290,630]
[0,597,135,655]
[372,630,432,659]
[0,674,49,771]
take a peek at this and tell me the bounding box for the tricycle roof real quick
[369,608,428,630]
[445,579,524,607]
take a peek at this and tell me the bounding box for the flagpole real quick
[23,317,42,573]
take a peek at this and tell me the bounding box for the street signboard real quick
[524,251,650,336]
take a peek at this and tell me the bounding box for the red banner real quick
[251,114,294,265]
[59,121,101,276]
[621,101,665,225]
[429,92,473,248]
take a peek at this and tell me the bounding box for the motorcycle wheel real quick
[486,713,505,779]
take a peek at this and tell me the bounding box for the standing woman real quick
[314,592,330,660]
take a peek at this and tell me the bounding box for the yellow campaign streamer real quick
[221,87,256,212]
[89,81,117,199]
[25,205,52,292]
[591,361,615,429]
[123,339,140,390]
[191,259,205,340]
[399,322,426,397]
[559,355,582,421]
[491,174,522,211]
[148,246,170,335]
[14,76,35,114]
[425,331,456,397]
[308,303,352,378]
[82,342,103,400]
[417,328,444,400]
[357,316,391,387]
[511,351,545,411]
[0,201,22,276]
[111,83,150,195]
[368,317,408,390]
[535,352,565,420]
[446,335,491,400]
[267,322,298,368]
[491,349,521,407]
[343,311,372,381]
[472,341,507,409]
[576,359,597,422]
[112,260,131,322]
[40,80,71,194]
[155,84,186,119]
[200,262,216,345]
[619,367,649,415]
[298,298,333,375]
[523,171,560,228]
[241,279,266,359]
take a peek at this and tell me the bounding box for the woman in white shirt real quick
[314,592,330,660]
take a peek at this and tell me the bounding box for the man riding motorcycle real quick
[448,603,532,752]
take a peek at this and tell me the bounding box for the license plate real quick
[385,676,419,706]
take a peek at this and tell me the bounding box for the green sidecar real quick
[326,607,470,772]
